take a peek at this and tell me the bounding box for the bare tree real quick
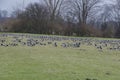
[0,10,8,18]
[0,10,2,18]
[114,0,120,24]
[114,0,120,37]
[2,10,8,18]
[96,4,114,29]
[11,3,50,34]
[68,0,100,24]
[44,0,64,21]
[43,0,65,34]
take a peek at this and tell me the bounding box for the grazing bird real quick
[96,45,103,52]
[61,43,67,48]
[54,42,57,47]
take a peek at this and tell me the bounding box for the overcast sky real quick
[0,0,115,14]
[0,0,40,14]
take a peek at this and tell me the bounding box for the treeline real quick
[1,0,120,38]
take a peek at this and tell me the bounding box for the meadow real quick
[0,33,120,80]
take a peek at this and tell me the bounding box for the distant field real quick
[0,33,120,80]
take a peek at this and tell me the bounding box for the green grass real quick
[0,33,119,80]
[0,45,120,80]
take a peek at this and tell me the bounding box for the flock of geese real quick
[0,33,120,52]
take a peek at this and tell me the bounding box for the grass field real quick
[0,34,120,80]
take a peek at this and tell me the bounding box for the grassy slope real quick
[0,45,120,80]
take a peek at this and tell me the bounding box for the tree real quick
[44,0,64,21]
[11,3,50,34]
[114,0,120,37]
[68,0,100,24]
[98,4,114,30]
[2,10,8,18]
[0,10,2,18]
[0,10,8,18]
[43,0,65,34]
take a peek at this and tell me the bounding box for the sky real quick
[0,0,40,14]
[0,0,115,15]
